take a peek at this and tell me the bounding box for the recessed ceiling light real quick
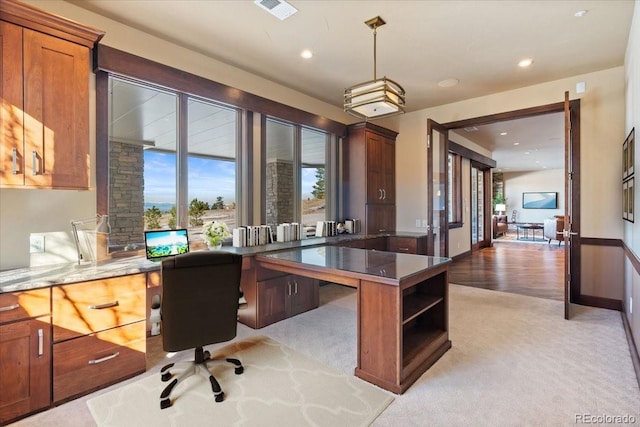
[574,10,588,17]
[301,49,313,59]
[513,142,520,146]
[437,78,459,88]
[524,151,530,155]
[500,132,508,136]
[518,58,533,68]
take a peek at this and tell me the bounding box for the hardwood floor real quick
[448,239,564,301]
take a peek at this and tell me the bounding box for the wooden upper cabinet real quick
[0,0,104,189]
[344,122,398,234]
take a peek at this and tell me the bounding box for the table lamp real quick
[495,204,506,215]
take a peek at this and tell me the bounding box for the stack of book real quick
[232,225,273,247]
[344,219,361,234]
[315,220,338,237]
[276,222,302,242]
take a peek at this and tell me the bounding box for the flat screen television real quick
[144,229,190,261]
[522,192,558,209]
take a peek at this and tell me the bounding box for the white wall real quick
[503,169,565,224]
[623,0,640,359]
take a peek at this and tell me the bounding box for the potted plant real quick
[202,220,230,249]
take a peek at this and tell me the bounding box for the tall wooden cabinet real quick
[0,0,104,189]
[344,122,398,234]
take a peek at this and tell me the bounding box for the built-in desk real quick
[256,246,452,394]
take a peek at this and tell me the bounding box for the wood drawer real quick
[387,237,418,254]
[53,321,146,403]
[52,274,146,341]
[0,288,50,324]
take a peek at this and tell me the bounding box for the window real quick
[107,76,239,251]
[264,117,330,231]
[448,153,462,227]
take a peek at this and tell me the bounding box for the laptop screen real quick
[144,229,190,261]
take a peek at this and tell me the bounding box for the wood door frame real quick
[442,100,581,302]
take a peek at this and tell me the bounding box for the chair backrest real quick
[161,251,243,352]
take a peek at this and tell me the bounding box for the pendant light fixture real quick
[344,16,405,120]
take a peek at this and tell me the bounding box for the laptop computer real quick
[144,229,190,262]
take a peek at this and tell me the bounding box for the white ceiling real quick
[70,0,635,171]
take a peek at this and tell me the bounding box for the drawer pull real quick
[88,352,120,365]
[0,303,20,312]
[38,329,44,356]
[398,247,410,251]
[88,301,119,310]
[11,148,17,174]
[32,150,38,175]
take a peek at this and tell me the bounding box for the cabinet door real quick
[257,276,288,327]
[23,29,90,189]
[366,132,385,203]
[287,276,319,317]
[0,21,24,187]
[381,136,395,204]
[366,204,395,234]
[0,316,51,424]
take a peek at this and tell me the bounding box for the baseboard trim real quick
[575,294,622,311]
[621,308,640,389]
[450,250,472,262]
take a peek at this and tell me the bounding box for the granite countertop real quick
[0,232,428,294]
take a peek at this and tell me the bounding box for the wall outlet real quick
[30,235,45,253]
[421,219,428,228]
[415,219,421,228]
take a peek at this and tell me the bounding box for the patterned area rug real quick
[87,335,393,427]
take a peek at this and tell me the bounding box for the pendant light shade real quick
[344,16,405,120]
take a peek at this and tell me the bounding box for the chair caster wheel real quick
[235,366,244,375]
[215,392,225,403]
[160,398,172,409]
[161,372,172,382]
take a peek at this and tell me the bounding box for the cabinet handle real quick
[382,189,386,200]
[38,328,44,356]
[287,281,292,296]
[398,247,409,252]
[88,352,120,365]
[379,189,383,200]
[293,279,298,294]
[88,300,119,310]
[0,303,20,312]
[11,148,18,174]
[32,150,38,175]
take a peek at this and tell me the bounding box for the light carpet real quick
[86,335,393,427]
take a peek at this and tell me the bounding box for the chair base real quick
[159,346,243,409]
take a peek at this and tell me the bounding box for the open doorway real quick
[443,101,580,303]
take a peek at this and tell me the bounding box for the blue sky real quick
[144,151,319,205]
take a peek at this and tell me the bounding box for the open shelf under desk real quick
[403,295,444,324]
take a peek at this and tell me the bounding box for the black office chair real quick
[159,251,243,409]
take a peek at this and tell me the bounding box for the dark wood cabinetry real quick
[51,275,146,403]
[256,274,319,328]
[0,0,103,189]
[357,261,450,394]
[344,122,398,234]
[0,289,51,425]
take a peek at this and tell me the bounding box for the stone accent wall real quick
[109,142,144,247]
[265,160,294,226]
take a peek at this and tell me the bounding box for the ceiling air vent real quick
[254,0,298,20]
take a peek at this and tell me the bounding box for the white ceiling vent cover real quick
[254,0,298,20]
